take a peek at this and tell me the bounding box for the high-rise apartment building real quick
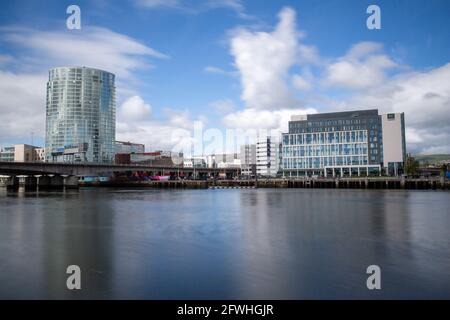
[45,67,116,163]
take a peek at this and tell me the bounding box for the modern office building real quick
[0,146,15,162]
[282,109,402,177]
[240,144,257,177]
[381,113,406,176]
[256,136,280,177]
[115,141,145,154]
[45,67,116,163]
[0,144,45,162]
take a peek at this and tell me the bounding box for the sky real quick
[0,0,449,155]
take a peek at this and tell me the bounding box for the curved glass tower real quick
[45,67,116,163]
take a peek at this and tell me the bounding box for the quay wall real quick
[76,178,450,190]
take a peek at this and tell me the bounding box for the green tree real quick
[405,155,420,177]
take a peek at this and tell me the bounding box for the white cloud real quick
[0,26,167,80]
[336,63,450,154]
[119,95,152,121]
[223,107,317,133]
[0,26,167,145]
[229,7,318,109]
[292,74,311,91]
[116,98,207,152]
[135,0,251,18]
[204,65,237,77]
[324,42,397,89]
[0,71,47,143]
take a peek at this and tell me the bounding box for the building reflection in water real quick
[0,188,449,299]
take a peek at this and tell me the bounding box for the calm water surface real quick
[0,187,449,299]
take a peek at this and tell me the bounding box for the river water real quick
[0,187,449,299]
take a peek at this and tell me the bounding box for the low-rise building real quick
[206,153,239,168]
[115,150,184,166]
[115,141,145,154]
[0,144,46,162]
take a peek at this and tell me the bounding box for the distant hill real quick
[414,154,450,164]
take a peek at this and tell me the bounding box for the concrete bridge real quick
[0,161,240,190]
[0,161,240,175]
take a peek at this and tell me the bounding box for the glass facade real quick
[282,110,383,175]
[0,147,15,162]
[45,67,116,163]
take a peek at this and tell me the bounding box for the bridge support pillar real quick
[64,176,79,189]
[18,176,37,190]
[50,175,64,189]
[0,176,19,189]
[37,176,51,189]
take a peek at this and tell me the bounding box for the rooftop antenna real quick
[31,132,34,146]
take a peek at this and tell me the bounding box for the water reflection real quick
[0,188,449,299]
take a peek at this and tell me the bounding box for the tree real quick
[405,155,420,177]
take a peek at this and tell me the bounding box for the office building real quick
[0,144,45,162]
[45,67,116,163]
[256,136,280,177]
[282,109,405,177]
[240,144,257,177]
[0,146,15,162]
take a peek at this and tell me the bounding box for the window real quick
[387,113,395,120]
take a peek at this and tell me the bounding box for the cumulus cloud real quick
[119,96,152,121]
[0,71,47,144]
[0,25,167,146]
[336,63,450,154]
[223,107,317,133]
[222,7,449,154]
[323,42,398,89]
[292,74,311,91]
[230,7,303,109]
[116,98,207,152]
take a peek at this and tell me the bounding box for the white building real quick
[240,144,256,177]
[256,136,280,177]
[381,113,406,176]
[217,159,241,169]
[206,153,239,168]
[35,148,46,162]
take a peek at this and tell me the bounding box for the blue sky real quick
[0,0,449,154]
